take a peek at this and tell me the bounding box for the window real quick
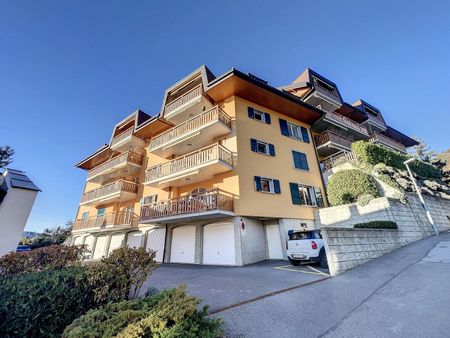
[97,208,106,217]
[279,119,310,143]
[289,183,324,207]
[250,139,276,156]
[81,211,89,220]
[248,107,271,124]
[254,176,281,194]
[292,151,309,171]
[141,194,158,205]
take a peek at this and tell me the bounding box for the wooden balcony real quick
[303,77,342,111]
[80,179,138,206]
[149,106,232,157]
[73,212,139,232]
[369,132,407,153]
[144,143,233,189]
[110,128,145,152]
[140,189,234,224]
[86,151,143,183]
[163,84,213,123]
[315,131,352,158]
[362,113,387,132]
[314,106,369,139]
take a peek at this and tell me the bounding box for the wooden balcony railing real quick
[73,211,139,230]
[81,179,138,204]
[87,151,143,180]
[315,131,352,150]
[149,106,232,151]
[164,84,203,115]
[145,143,233,183]
[369,132,406,153]
[364,113,386,129]
[318,106,368,136]
[111,128,134,148]
[140,189,234,221]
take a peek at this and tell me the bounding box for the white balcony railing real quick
[164,84,203,116]
[73,211,139,230]
[80,179,138,204]
[110,128,134,148]
[86,151,143,180]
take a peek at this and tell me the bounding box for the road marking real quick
[274,265,329,276]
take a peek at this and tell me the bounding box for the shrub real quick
[328,169,381,206]
[354,221,398,229]
[63,286,222,338]
[0,267,95,338]
[87,247,158,303]
[357,194,375,206]
[0,244,87,277]
[352,141,442,178]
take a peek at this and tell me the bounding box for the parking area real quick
[142,260,329,312]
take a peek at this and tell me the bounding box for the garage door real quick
[203,222,235,265]
[93,235,108,259]
[146,228,166,263]
[108,233,125,254]
[266,223,283,259]
[126,231,142,248]
[84,235,95,258]
[170,226,196,264]
[73,236,83,246]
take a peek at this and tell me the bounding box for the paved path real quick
[215,232,450,338]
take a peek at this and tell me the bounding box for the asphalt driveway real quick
[142,260,329,312]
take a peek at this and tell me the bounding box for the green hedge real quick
[352,141,442,179]
[328,169,381,206]
[354,221,398,229]
[0,267,95,338]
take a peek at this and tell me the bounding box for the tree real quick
[30,220,73,248]
[410,137,438,163]
[0,145,14,168]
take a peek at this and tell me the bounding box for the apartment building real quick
[71,65,417,265]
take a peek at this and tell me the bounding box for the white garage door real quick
[108,233,125,254]
[93,235,108,259]
[126,231,142,248]
[266,223,283,259]
[73,236,83,246]
[203,222,235,265]
[170,226,196,264]
[146,228,166,263]
[84,235,95,258]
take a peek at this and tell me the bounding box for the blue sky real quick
[1,1,449,232]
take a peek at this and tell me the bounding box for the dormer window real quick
[364,106,379,116]
[313,76,336,94]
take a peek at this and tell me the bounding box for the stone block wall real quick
[317,193,450,276]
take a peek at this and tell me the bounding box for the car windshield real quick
[289,231,322,240]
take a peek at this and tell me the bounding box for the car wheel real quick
[319,250,328,269]
[289,258,301,266]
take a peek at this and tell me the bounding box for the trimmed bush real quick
[63,286,222,338]
[357,194,375,206]
[328,169,381,206]
[0,244,87,277]
[0,267,95,338]
[354,221,398,229]
[352,141,442,179]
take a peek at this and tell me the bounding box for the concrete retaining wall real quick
[317,193,450,276]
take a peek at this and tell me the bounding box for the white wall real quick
[0,188,38,256]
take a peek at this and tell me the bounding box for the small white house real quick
[0,169,40,256]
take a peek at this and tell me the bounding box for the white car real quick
[286,230,328,268]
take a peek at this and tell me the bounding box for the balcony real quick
[303,77,342,111]
[110,128,146,152]
[361,113,387,132]
[80,179,138,206]
[313,106,369,139]
[369,132,407,153]
[163,84,213,123]
[86,151,143,183]
[140,189,234,224]
[149,106,232,157]
[73,212,139,232]
[315,131,352,158]
[144,143,233,189]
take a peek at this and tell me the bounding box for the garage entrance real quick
[266,223,283,259]
[146,228,166,263]
[170,226,196,264]
[203,222,235,265]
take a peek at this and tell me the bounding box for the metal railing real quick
[149,106,231,151]
[315,131,352,150]
[81,179,138,204]
[369,132,406,153]
[87,152,143,180]
[145,143,233,183]
[164,84,203,116]
[111,128,134,147]
[73,211,139,230]
[140,189,234,221]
